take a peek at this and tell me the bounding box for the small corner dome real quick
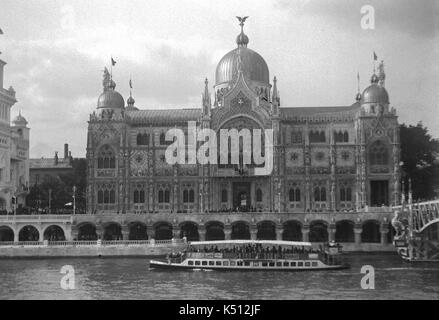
[361,84,389,104]
[13,113,28,126]
[97,89,125,109]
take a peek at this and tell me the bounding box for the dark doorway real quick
[233,182,251,210]
[231,221,250,240]
[370,180,389,206]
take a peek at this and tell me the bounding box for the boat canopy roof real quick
[188,240,312,247]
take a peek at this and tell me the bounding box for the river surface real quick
[0,253,438,300]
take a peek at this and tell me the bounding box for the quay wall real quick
[0,242,395,258]
[0,242,187,258]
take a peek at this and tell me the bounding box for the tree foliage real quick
[26,158,87,213]
[400,122,439,200]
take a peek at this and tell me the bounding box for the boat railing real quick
[185,251,315,260]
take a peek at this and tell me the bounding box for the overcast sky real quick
[0,0,437,158]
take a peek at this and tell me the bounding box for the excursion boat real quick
[149,240,349,271]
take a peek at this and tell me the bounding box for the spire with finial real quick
[202,78,211,116]
[272,76,280,106]
[236,16,249,47]
[378,60,386,87]
[127,77,135,107]
[355,72,362,101]
[371,51,379,84]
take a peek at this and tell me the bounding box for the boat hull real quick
[149,259,349,271]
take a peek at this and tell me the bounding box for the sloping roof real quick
[30,158,72,169]
[127,109,202,124]
[280,103,360,121]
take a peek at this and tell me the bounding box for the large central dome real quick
[215,47,269,86]
[215,19,269,87]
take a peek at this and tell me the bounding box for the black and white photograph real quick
[0,0,438,303]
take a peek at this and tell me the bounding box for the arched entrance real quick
[43,225,66,241]
[282,220,302,241]
[77,223,97,240]
[154,222,173,240]
[0,226,14,241]
[257,221,276,240]
[231,221,250,240]
[180,222,199,241]
[129,222,148,240]
[309,221,328,242]
[205,221,225,241]
[335,220,354,242]
[103,223,122,240]
[361,220,380,243]
[19,225,39,241]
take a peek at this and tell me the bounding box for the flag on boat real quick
[64,202,73,206]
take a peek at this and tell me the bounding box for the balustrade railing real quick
[0,239,185,247]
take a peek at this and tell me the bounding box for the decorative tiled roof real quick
[280,103,360,122]
[29,158,72,169]
[127,109,202,124]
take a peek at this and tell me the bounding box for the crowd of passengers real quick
[185,243,321,259]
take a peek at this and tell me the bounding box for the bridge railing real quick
[392,199,439,232]
[0,215,73,223]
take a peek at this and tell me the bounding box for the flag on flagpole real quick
[111,57,116,66]
[0,28,3,35]
[373,51,377,61]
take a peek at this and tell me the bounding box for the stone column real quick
[276,225,283,240]
[302,224,310,242]
[71,228,78,241]
[13,228,19,242]
[173,224,180,239]
[250,225,257,240]
[198,225,206,241]
[354,226,362,245]
[224,225,232,240]
[380,223,389,245]
[122,225,130,240]
[38,226,44,242]
[147,225,155,240]
[328,223,336,242]
[96,225,104,240]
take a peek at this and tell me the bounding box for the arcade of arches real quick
[23,219,394,245]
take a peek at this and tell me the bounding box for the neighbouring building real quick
[29,143,73,186]
[0,57,30,213]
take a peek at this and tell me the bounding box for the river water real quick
[0,253,438,300]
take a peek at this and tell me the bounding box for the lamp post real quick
[73,185,77,215]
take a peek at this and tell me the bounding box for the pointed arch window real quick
[221,189,228,203]
[137,133,149,146]
[97,184,116,204]
[158,188,170,203]
[314,185,326,202]
[256,189,263,202]
[369,140,388,165]
[289,187,301,202]
[97,145,116,169]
